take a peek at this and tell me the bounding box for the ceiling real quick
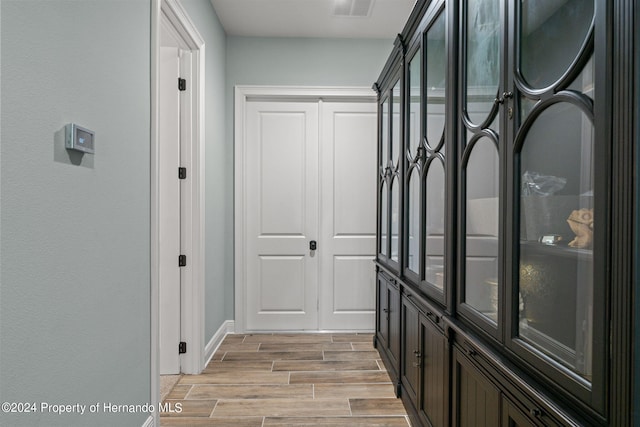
[209,0,417,39]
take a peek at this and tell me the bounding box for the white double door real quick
[245,99,377,331]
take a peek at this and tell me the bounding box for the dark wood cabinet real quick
[401,294,420,405]
[420,311,446,427]
[374,0,636,425]
[401,289,447,427]
[375,269,401,392]
[376,273,390,349]
[452,347,500,427]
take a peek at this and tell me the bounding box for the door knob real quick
[310,240,317,250]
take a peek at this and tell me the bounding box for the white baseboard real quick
[141,415,154,427]
[204,320,235,366]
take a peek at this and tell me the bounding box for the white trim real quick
[234,85,376,334]
[152,0,206,396]
[204,320,236,366]
[150,2,160,426]
[141,415,154,427]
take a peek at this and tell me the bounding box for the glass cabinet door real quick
[378,77,402,270]
[460,0,502,330]
[405,8,448,300]
[423,10,447,296]
[390,81,402,265]
[406,50,421,278]
[511,0,602,407]
[380,181,388,257]
[379,97,390,258]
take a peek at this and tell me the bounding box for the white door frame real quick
[151,0,205,418]
[234,86,376,333]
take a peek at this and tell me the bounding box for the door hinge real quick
[178,78,186,91]
[179,255,187,267]
[178,167,187,180]
[179,341,187,354]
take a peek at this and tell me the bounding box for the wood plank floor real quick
[160,333,410,426]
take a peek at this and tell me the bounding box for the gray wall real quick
[226,36,393,88]
[0,1,151,426]
[178,0,229,348]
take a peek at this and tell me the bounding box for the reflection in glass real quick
[382,99,389,167]
[521,0,594,89]
[409,53,421,155]
[465,0,500,126]
[392,81,401,166]
[465,137,499,322]
[518,102,594,380]
[568,55,594,98]
[426,11,446,149]
[425,159,445,289]
[380,183,387,256]
[408,169,420,273]
[520,96,537,123]
[391,178,400,262]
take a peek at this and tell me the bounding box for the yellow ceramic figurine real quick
[566,208,594,248]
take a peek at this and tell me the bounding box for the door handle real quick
[309,240,317,251]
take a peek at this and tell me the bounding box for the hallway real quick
[160,333,410,426]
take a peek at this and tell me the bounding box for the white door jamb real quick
[152,1,205,423]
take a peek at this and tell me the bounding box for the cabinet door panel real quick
[388,283,401,367]
[453,347,500,427]
[463,137,500,324]
[517,103,595,379]
[391,177,400,263]
[421,316,446,427]
[407,168,421,275]
[510,0,603,410]
[464,0,501,129]
[408,50,421,156]
[420,7,448,302]
[425,11,446,151]
[425,159,446,291]
[382,97,389,168]
[520,0,593,90]
[405,47,422,280]
[380,182,388,257]
[402,296,421,405]
[377,274,389,347]
[391,81,402,167]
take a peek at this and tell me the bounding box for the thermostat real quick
[65,123,95,154]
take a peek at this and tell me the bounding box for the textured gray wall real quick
[0,1,151,426]
[178,0,229,345]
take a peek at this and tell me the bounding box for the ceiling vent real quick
[332,0,375,17]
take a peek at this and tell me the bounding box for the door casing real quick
[234,86,377,333]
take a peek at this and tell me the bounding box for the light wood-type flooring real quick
[160,333,410,426]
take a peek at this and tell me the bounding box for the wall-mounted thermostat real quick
[65,123,95,154]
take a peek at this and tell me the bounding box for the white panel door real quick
[319,102,377,330]
[159,46,181,373]
[245,101,319,330]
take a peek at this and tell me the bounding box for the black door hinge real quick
[178,167,187,180]
[179,341,187,354]
[178,78,186,91]
[179,255,187,267]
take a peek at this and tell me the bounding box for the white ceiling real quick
[209,0,416,39]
